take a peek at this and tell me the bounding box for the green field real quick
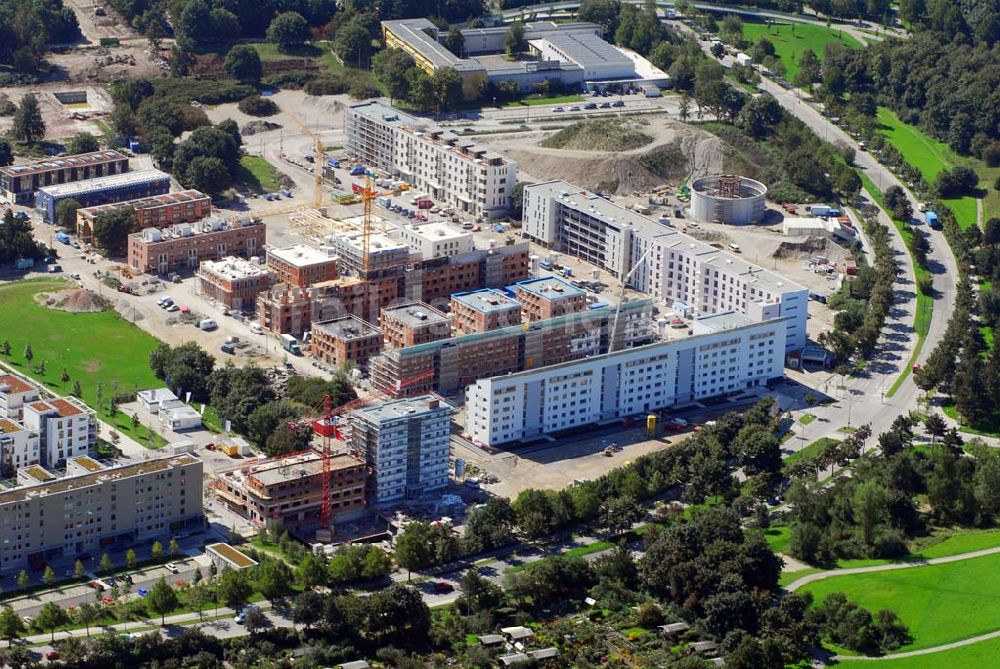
[837,635,1000,668]
[741,21,863,80]
[801,551,1000,652]
[236,155,280,193]
[0,278,165,445]
[494,93,585,109]
[875,107,990,231]
[250,41,343,74]
[764,525,792,553]
[784,436,840,469]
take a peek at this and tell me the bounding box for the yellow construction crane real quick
[287,111,325,209]
[361,170,377,274]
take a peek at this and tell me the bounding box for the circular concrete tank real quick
[690,175,767,225]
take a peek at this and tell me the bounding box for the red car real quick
[433,581,454,594]
[45,650,59,660]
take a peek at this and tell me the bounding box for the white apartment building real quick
[0,374,41,420]
[0,454,203,572]
[22,397,96,468]
[0,419,40,476]
[466,311,785,446]
[348,396,453,505]
[395,221,474,259]
[346,101,517,220]
[523,180,808,351]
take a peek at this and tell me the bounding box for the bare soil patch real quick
[35,288,109,313]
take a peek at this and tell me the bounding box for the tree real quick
[1,340,9,356]
[73,560,86,579]
[243,607,267,634]
[216,568,252,608]
[0,140,12,167]
[23,345,32,364]
[168,538,180,558]
[36,602,68,642]
[394,521,436,580]
[76,602,99,637]
[794,49,822,88]
[456,570,504,615]
[363,585,431,645]
[512,488,558,539]
[224,45,263,84]
[151,540,163,561]
[463,497,515,553]
[66,132,99,154]
[99,554,113,573]
[0,606,25,646]
[853,480,890,548]
[372,49,415,101]
[504,21,527,57]
[15,571,28,590]
[61,368,70,383]
[185,156,231,196]
[256,558,294,602]
[42,565,55,586]
[295,554,327,588]
[12,94,45,145]
[433,67,465,112]
[125,549,137,571]
[600,495,644,537]
[92,206,136,254]
[924,413,946,444]
[444,26,465,56]
[72,380,82,397]
[292,590,324,629]
[267,12,309,50]
[146,578,179,625]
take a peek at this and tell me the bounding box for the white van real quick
[728,243,742,253]
[198,319,218,331]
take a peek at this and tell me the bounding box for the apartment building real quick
[412,240,531,302]
[0,454,203,573]
[466,312,786,446]
[311,315,384,367]
[515,276,588,322]
[370,299,655,397]
[380,302,452,349]
[347,396,453,505]
[346,101,517,220]
[22,397,97,468]
[0,374,41,421]
[214,450,366,530]
[0,150,129,204]
[197,256,275,312]
[332,232,410,278]
[451,289,522,334]
[35,169,171,224]
[266,244,339,288]
[523,180,808,351]
[0,419,40,477]
[128,216,265,275]
[78,190,211,243]
[396,221,474,259]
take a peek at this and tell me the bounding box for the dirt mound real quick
[479,117,725,195]
[773,236,851,263]
[35,289,108,313]
[540,118,653,152]
[242,120,282,136]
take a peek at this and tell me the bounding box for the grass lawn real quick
[493,93,585,109]
[764,525,792,553]
[250,40,343,74]
[740,21,863,81]
[799,413,816,425]
[918,529,1000,558]
[837,635,1000,668]
[0,278,165,446]
[785,437,840,469]
[800,551,1000,652]
[507,539,613,573]
[780,567,822,588]
[236,156,280,193]
[875,107,995,231]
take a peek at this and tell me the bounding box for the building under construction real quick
[370,298,656,397]
[213,450,366,531]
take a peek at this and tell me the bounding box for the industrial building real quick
[369,299,655,397]
[213,450,366,530]
[266,244,339,288]
[466,312,786,446]
[451,289,523,334]
[0,150,129,204]
[127,216,265,275]
[514,276,588,322]
[347,396,453,505]
[78,190,211,244]
[690,175,768,225]
[381,19,668,97]
[346,101,517,220]
[35,169,171,223]
[22,397,96,468]
[380,302,452,349]
[197,256,275,312]
[0,454,203,573]
[311,315,384,368]
[522,180,807,351]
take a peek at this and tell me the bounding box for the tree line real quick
[0,0,78,78]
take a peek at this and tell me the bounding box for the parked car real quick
[552,106,564,112]
[165,304,179,312]
[599,102,611,109]
[249,323,264,335]
[45,651,58,661]
[569,105,581,111]
[165,563,179,574]
[137,587,149,597]
[433,581,454,594]
[612,100,625,107]
[584,102,597,110]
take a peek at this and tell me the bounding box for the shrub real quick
[0,99,16,116]
[238,95,279,117]
[304,77,347,96]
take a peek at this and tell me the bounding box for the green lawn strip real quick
[780,430,795,443]
[799,413,816,425]
[0,278,164,446]
[505,538,614,574]
[836,634,1000,668]
[249,41,342,75]
[764,526,791,553]
[837,426,858,434]
[740,21,863,81]
[494,93,585,109]
[779,567,822,588]
[784,437,840,469]
[800,551,1000,652]
[941,403,1000,438]
[236,156,280,193]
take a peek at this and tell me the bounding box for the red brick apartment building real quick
[128,217,264,275]
[197,257,275,311]
[266,245,338,288]
[311,315,384,367]
[78,190,211,243]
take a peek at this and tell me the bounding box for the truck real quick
[56,232,71,245]
[220,342,236,355]
[416,198,433,209]
[280,334,302,355]
[925,211,940,229]
[735,52,752,67]
[561,267,573,278]
[809,205,832,218]
[15,258,35,270]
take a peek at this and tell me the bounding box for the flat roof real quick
[1,150,126,179]
[206,542,258,568]
[20,465,55,482]
[527,180,806,295]
[314,314,381,341]
[452,289,521,314]
[68,455,105,472]
[0,374,38,395]
[29,397,85,418]
[533,31,633,69]
[0,419,23,434]
[244,450,363,487]
[37,169,169,198]
[338,232,408,255]
[352,395,452,425]
[516,276,585,300]
[382,302,451,329]
[382,18,482,71]
[78,190,209,218]
[137,387,179,403]
[267,244,336,268]
[694,310,756,332]
[199,256,273,280]
[401,221,470,243]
